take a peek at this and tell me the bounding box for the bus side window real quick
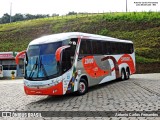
[79,40,87,55]
[92,40,95,54]
[86,40,92,55]
[129,44,134,54]
[110,42,114,54]
[102,41,109,55]
[102,41,105,55]
[126,43,132,54]
[92,40,99,55]
[79,39,93,59]
[97,41,103,54]
[119,43,123,54]
[121,43,125,54]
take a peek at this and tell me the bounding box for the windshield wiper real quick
[28,57,38,79]
[40,57,48,79]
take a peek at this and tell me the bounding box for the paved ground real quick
[0,73,160,120]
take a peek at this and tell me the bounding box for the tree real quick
[25,14,34,20]
[0,13,10,23]
[12,13,24,22]
[52,13,59,17]
[0,13,51,24]
[67,11,77,15]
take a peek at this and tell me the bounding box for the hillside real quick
[0,12,160,73]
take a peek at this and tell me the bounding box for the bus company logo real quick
[120,57,130,62]
[84,58,94,64]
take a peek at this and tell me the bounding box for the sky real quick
[0,0,159,17]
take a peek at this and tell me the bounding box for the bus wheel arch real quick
[77,75,88,95]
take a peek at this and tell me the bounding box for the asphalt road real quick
[0,73,160,120]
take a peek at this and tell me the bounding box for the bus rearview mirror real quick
[55,45,70,62]
[15,50,26,65]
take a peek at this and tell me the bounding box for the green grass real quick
[101,12,160,22]
[0,12,160,63]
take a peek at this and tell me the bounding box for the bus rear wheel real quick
[77,78,88,95]
[125,68,130,80]
[121,69,126,80]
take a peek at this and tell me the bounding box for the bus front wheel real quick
[77,78,88,95]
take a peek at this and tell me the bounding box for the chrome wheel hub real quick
[79,82,85,93]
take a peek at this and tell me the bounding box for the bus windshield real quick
[25,39,78,80]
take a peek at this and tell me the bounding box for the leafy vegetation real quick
[0,12,160,64]
[136,55,159,63]
[0,13,58,24]
[101,12,160,22]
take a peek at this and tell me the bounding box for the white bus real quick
[16,32,136,95]
[0,65,3,78]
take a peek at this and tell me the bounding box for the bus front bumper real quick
[24,82,63,95]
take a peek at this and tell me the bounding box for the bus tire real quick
[121,69,126,80]
[125,68,130,80]
[77,78,88,95]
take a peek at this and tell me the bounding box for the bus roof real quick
[29,32,133,45]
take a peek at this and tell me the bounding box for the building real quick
[0,52,24,78]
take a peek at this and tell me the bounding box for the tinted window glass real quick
[40,42,62,55]
[92,40,97,54]
[110,42,115,54]
[79,39,92,55]
[114,42,119,54]
[86,40,92,54]
[79,39,134,55]
[119,43,124,54]
[130,44,134,53]
[97,41,103,54]
[126,43,134,54]
[79,40,87,54]
[102,41,110,54]
[92,40,103,55]
[28,46,40,57]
